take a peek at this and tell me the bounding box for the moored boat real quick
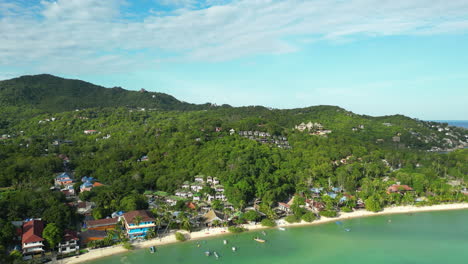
[149,246,156,253]
[214,251,219,259]
[205,251,210,256]
[223,239,228,244]
[254,237,266,243]
[232,246,237,251]
[278,227,285,231]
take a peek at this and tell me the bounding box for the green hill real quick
[0,74,218,112]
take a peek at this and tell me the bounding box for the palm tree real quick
[133,215,143,226]
[163,212,173,235]
[180,216,192,232]
[154,217,162,237]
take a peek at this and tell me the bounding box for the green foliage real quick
[242,210,261,222]
[260,218,277,227]
[0,74,466,253]
[42,223,63,250]
[122,241,134,250]
[319,210,338,218]
[340,206,353,212]
[285,215,300,223]
[301,212,316,222]
[228,226,247,233]
[365,196,383,212]
[175,232,186,241]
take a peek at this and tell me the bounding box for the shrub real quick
[301,212,316,222]
[341,206,353,212]
[319,210,338,218]
[175,232,186,241]
[122,242,134,250]
[365,196,382,212]
[285,215,300,223]
[260,218,277,227]
[228,226,247,233]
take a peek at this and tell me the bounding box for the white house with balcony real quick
[58,230,79,255]
[22,219,45,255]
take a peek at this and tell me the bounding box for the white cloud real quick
[1,0,468,74]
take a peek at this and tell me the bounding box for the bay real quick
[87,209,468,264]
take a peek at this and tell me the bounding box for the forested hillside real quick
[0,75,466,262]
[0,74,218,112]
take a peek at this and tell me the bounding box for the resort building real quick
[22,219,45,255]
[123,210,156,239]
[58,230,79,255]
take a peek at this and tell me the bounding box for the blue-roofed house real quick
[80,181,94,192]
[55,172,73,187]
[332,187,342,193]
[81,176,95,183]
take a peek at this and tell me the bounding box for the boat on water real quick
[345,228,351,232]
[278,227,286,231]
[261,231,266,236]
[214,251,219,259]
[205,251,210,256]
[232,246,237,252]
[223,239,228,244]
[254,237,266,243]
[149,246,156,253]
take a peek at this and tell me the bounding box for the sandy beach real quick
[59,203,468,264]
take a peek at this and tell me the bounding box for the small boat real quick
[344,228,351,232]
[149,246,156,253]
[214,251,219,259]
[254,237,266,243]
[261,231,266,236]
[278,227,286,231]
[223,239,228,244]
[197,243,201,248]
[335,221,343,225]
[232,246,237,252]
[205,251,210,256]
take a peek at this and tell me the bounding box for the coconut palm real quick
[133,215,143,226]
[180,216,192,232]
[154,217,162,237]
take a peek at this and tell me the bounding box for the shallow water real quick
[88,209,468,264]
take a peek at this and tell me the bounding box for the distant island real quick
[0,74,466,263]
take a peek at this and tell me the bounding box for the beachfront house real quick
[22,219,45,255]
[123,210,156,239]
[278,202,291,213]
[85,218,119,231]
[79,230,107,245]
[203,210,224,226]
[58,230,79,255]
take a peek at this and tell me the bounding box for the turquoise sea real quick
[431,120,468,129]
[88,209,468,264]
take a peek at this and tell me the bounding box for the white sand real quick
[59,203,468,264]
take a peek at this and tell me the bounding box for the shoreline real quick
[59,203,468,264]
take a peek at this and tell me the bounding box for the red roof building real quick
[22,220,45,255]
[85,218,119,231]
[387,185,413,194]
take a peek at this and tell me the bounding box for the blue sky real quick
[1,0,468,119]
